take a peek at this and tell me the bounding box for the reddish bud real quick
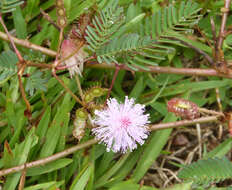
[167,98,200,120]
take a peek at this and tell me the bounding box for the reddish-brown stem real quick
[0,14,31,113]
[210,17,217,50]
[218,0,231,50]
[0,31,57,57]
[0,115,221,177]
[0,139,98,177]
[18,73,31,112]
[40,8,60,31]
[0,14,24,62]
[18,165,26,190]
[150,116,220,131]
[26,62,53,69]
[104,64,120,106]
[86,62,232,78]
[52,69,85,107]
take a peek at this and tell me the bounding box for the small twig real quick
[75,75,84,100]
[18,164,26,190]
[86,62,232,78]
[0,139,98,177]
[173,38,214,65]
[18,73,31,113]
[0,14,23,62]
[150,116,220,131]
[26,61,53,69]
[215,88,224,139]
[40,8,60,31]
[0,31,57,57]
[218,0,231,50]
[198,107,225,117]
[52,69,84,106]
[210,17,218,51]
[0,14,31,113]
[104,64,121,106]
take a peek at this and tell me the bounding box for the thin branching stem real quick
[87,62,232,78]
[40,8,60,31]
[0,14,31,113]
[0,115,222,177]
[0,139,98,177]
[75,75,84,100]
[0,31,57,57]
[218,0,231,50]
[52,69,85,106]
[0,14,24,62]
[150,116,220,131]
[104,64,121,106]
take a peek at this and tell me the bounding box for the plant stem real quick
[0,14,31,113]
[0,139,98,177]
[0,31,57,57]
[150,116,220,131]
[0,14,23,62]
[52,70,84,106]
[18,73,31,112]
[218,0,231,50]
[0,115,222,177]
[87,62,232,78]
[40,8,60,31]
[104,64,120,106]
[75,75,84,100]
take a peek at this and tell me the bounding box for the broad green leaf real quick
[12,6,27,39]
[203,138,232,159]
[132,113,177,182]
[95,153,130,188]
[39,93,72,158]
[163,182,193,190]
[26,158,73,176]
[109,180,158,190]
[24,181,57,190]
[70,164,94,190]
[3,128,38,190]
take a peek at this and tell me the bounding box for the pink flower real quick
[92,97,150,153]
[60,39,87,77]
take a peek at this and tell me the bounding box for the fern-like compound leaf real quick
[97,33,175,70]
[0,0,23,13]
[178,157,232,185]
[85,1,202,70]
[0,50,17,84]
[151,1,202,40]
[85,0,124,52]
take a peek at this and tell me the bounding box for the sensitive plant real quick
[0,0,232,190]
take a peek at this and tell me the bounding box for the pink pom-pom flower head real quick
[92,97,150,153]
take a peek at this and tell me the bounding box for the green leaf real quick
[39,94,72,158]
[95,153,130,188]
[163,182,193,190]
[3,128,38,190]
[26,158,73,176]
[203,138,232,159]
[131,113,177,182]
[25,70,48,96]
[12,5,27,39]
[24,181,57,190]
[178,157,232,185]
[70,164,94,190]
[0,0,23,13]
[129,75,145,99]
[109,180,158,190]
[0,50,17,84]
